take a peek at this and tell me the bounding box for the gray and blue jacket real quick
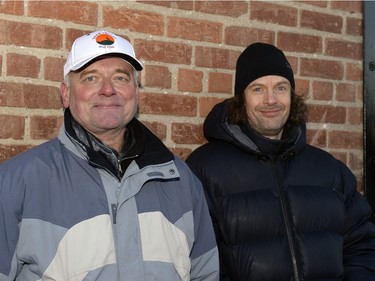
[0,111,219,281]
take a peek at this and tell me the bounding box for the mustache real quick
[256,105,285,111]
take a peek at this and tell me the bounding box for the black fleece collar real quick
[64,109,174,179]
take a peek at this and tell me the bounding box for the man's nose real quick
[99,79,115,96]
[263,90,277,104]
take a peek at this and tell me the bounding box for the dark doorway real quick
[364,1,375,222]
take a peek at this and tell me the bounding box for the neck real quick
[90,129,125,153]
[264,130,283,140]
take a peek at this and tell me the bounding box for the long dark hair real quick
[226,90,307,132]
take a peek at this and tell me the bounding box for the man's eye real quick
[84,76,95,82]
[276,85,288,92]
[115,75,131,83]
[252,87,262,93]
[119,75,130,80]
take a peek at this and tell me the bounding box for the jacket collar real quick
[203,100,306,159]
[63,109,173,179]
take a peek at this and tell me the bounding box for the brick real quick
[356,84,363,102]
[169,147,193,160]
[329,130,362,149]
[278,32,322,53]
[199,97,225,117]
[178,69,203,93]
[44,57,65,82]
[225,26,274,47]
[349,151,363,173]
[135,39,192,65]
[139,1,193,10]
[144,65,172,89]
[306,128,327,148]
[167,17,222,43]
[347,17,363,36]
[336,83,356,102]
[30,116,63,140]
[208,72,233,94]
[300,58,344,80]
[171,123,204,144]
[301,10,343,33]
[294,79,310,98]
[195,1,248,17]
[103,6,163,35]
[0,20,62,49]
[312,81,334,101]
[0,83,60,109]
[139,93,197,116]
[23,84,62,109]
[142,121,167,141]
[7,53,40,78]
[0,82,24,107]
[346,62,362,81]
[325,39,362,60]
[0,0,24,15]
[0,144,32,162]
[307,105,346,124]
[348,106,362,126]
[28,1,98,25]
[331,1,362,13]
[250,1,298,27]
[287,56,298,76]
[0,115,25,140]
[65,29,90,50]
[195,46,239,69]
[331,151,347,164]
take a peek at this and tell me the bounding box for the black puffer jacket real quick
[186,101,375,281]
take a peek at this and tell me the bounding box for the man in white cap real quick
[0,30,219,281]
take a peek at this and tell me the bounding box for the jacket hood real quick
[203,100,306,158]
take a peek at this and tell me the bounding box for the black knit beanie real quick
[234,42,295,96]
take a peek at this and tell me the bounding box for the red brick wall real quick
[0,0,364,189]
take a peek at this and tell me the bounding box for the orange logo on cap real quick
[96,33,115,45]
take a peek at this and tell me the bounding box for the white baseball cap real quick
[64,30,143,77]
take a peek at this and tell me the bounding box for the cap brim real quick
[70,52,143,73]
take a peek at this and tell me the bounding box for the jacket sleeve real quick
[0,166,22,281]
[341,162,375,280]
[182,161,219,281]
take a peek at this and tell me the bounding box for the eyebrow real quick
[249,80,290,88]
[79,69,96,79]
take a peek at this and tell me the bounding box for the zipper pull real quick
[118,159,123,174]
[111,203,118,224]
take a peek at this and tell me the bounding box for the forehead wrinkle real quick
[249,78,290,88]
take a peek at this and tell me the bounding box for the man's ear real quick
[60,82,70,109]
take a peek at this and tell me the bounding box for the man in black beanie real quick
[187,42,375,281]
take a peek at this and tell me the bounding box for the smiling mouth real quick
[259,108,283,118]
[94,104,121,108]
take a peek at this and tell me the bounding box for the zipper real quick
[118,159,123,176]
[271,161,300,281]
[111,203,118,224]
